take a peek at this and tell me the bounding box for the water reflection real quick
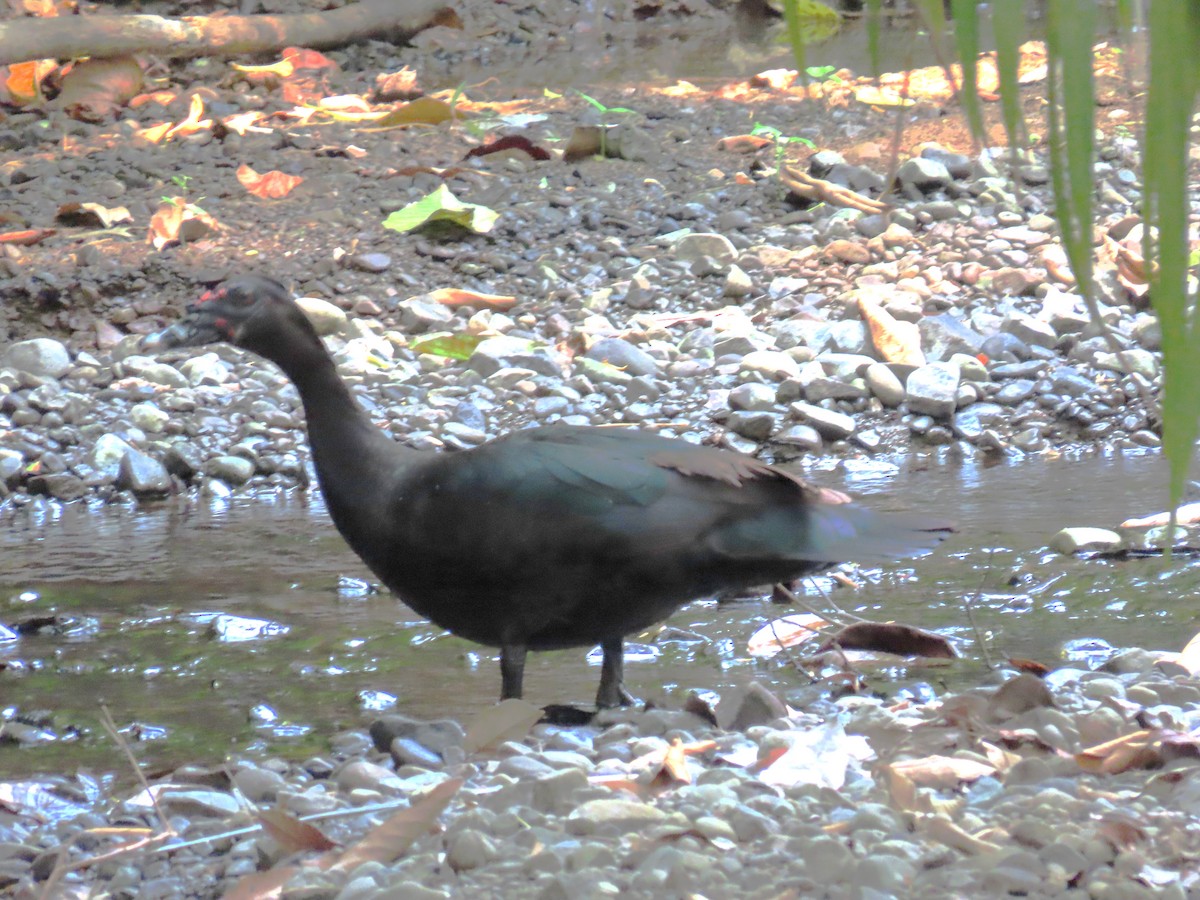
[0,448,1196,775]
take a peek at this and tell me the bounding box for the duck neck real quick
[279,340,401,520]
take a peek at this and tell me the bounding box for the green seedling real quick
[161,174,207,212]
[751,122,815,169]
[805,65,842,83]
[574,90,638,159]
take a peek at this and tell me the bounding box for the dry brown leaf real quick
[888,755,995,789]
[859,296,925,366]
[921,816,1001,854]
[374,67,421,102]
[750,68,796,90]
[128,90,176,108]
[237,164,304,199]
[884,765,921,812]
[223,111,267,135]
[257,809,339,854]
[1121,501,1200,529]
[4,59,55,105]
[819,621,955,659]
[1006,657,1051,677]
[58,56,143,122]
[717,134,773,153]
[1175,631,1200,676]
[327,777,462,872]
[462,698,542,754]
[427,288,517,310]
[223,863,302,900]
[0,228,54,245]
[165,93,212,141]
[56,202,132,228]
[1075,730,1159,774]
[137,121,173,144]
[746,613,829,659]
[147,199,221,250]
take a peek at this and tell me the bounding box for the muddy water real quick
[2,449,1196,776]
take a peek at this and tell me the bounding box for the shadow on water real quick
[2,448,1197,777]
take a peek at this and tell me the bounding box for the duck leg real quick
[595,637,636,708]
[500,643,527,700]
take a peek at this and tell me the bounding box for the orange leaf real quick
[717,134,773,153]
[282,47,338,71]
[327,777,462,872]
[747,613,828,659]
[859,295,925,366]
[4,59,55,105]
[0,228,54,245]
[222,111,266,135]
[232,58,295,79]
[147,201,184,250]
[165,93,211,140]
[427,288,516,310]
[237,164,303,199]
[137,122,173,144]
[128,90,177,108]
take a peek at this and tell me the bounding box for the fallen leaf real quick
[3,59,55,105]
[887,755,995,789]
[223,864,302,900]
[746,613,829,659]
[465,135,551,162]
[374,67,421,102]
[859,296,925,366]
[462,698,542,754]
[328,777,462,872]
[371,97,464,128]
[818,621,955,659]
[0,228,54,245]
[1121,501,1200,528]
[147,198,221,250]
[58,56,143,122]
[165,93,212,141]
[716,134,774,153]
[1075,730,1161,775]
[1007,657,1051,677]
[382,185,498,235]
[55,202,132,228]
[427,288,517,310]
[257,808,339,853]
[750,68,797,91]
[409,333,487,361]
[237,164,304,199]
[222,111,267,135]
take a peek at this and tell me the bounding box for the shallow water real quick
[1,446,1196,777]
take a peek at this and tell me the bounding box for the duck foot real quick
[539,704,597,726]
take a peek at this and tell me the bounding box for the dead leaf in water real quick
[746,613,828,659]
[818,621,955,659]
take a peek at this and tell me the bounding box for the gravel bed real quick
[2,650,1198,898]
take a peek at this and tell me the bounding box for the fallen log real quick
[0,0,455,66]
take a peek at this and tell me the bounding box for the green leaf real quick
[382,184,499,235]
[992,0,1027,150]
[409,332,486,360]
[1145,0,1200,539]
[949,0,985,147]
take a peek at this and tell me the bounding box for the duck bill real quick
[141,311,227,353]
